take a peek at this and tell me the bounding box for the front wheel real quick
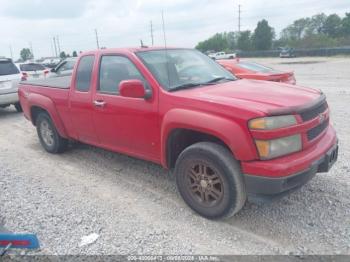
[36,112,68,154]
[175,142,246,219]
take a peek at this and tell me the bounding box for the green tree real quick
[252,20,275,50]
[323,14,342,37]
[20,48,33,61]
[237,31,252,51]
[72,51,78,57]
[281,18,310,41]
[195,33,229,52]
[305,13,327,36]
[60,51,67,59]
[341,13,350,36]
[226,32,236,50]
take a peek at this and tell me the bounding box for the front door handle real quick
[93,100,106,107]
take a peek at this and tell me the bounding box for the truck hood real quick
[178,79,321,115]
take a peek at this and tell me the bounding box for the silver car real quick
[0,58,22,112]
[49,57,78,78]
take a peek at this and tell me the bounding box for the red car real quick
[19,48,338,219]
[218,59,296,85]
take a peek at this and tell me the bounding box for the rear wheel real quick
[36,112,68,154]
[14,102,22,112]
[175,142,246,219]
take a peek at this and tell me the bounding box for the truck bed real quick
[22,76,71,89]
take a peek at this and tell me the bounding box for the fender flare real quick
[27,93,68,138]
[161,109,257,167]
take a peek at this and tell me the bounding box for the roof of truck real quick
[81,47,187,56]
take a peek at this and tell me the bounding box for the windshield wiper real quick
[169,77,235,92]
[168,83,203,92]
[204,77,235,84]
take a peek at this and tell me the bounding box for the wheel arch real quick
[161,109,257,169]
[28,94,68,138]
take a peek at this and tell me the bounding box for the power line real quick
[150,21,154,46]
[95,29,100,49]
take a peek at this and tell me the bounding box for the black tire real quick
[14,102,23,112]
[175,142,246,219]
[36,112,68,154]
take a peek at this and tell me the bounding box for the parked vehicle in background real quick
[0,58,22,111]
[19,63,50,81]
[280,48,296,58]
[218,59,296,85]
[42,58,61,68]
[49,57,77,78]
[209,51,236,60]
[19,47,338,219]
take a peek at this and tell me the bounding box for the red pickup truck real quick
[19,48,338,219]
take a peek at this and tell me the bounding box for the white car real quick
[19,63,49,80]
[0,58,22,112]
[210,52,236,60]
[49,57,78,78]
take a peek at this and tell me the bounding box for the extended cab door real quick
[69,55,99,144]
[91,54,159,162]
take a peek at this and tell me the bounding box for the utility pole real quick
[29,42,34,59]
[53,37,58,57]
[238,4,241,33]
[9,45,14,60]
[57,35,61,55]
[95,29,100,49]
[150,21,154,46]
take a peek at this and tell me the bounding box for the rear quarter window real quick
[0,60,20,76]
[20,63,46,71]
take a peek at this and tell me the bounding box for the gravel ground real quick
[0,56,349,255]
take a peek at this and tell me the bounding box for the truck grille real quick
[307,119,329,141]
[300,101,328,122]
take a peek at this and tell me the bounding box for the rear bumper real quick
[244,143,338,195]
[0,92,18,106]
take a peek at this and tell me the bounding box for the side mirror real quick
[119,79,151,99]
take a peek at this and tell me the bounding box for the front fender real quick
[27,93,68,138]
[161,109,258,167]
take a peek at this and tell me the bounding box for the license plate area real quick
[318,145,339,173]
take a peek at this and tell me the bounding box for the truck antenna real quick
[162,10,171,89]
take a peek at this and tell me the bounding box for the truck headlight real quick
[255,135,302,160]
[249,115,297,130]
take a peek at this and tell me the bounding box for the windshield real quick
[237,61,280,74]
[137,49,236,91]
[0,60,20,76]
[20,63,46,71]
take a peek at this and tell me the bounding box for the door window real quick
[98,56,146,95]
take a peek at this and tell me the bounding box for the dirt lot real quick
[0,57,349,255]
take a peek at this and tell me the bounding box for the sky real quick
[0,0,348,59]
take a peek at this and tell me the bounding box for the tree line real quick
[19,49,79,62]
[196,12,350,52]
